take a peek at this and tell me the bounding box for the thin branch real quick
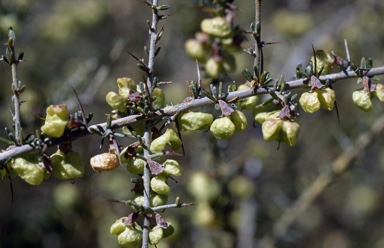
[11,63,22,145]
[254,0,262,74]
[258,112,384,248]
[151,202,194,212]
[1,66,384,163]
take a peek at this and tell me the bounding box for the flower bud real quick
[375,84,384,102]
[149,227,164,245]
[117,226,142,248]
[50,151,84,179]
[230,110,247,132]
[163,159,182,177]
[178,112,213,131]
[201,17,232,38]
[299,91,320,113]
[210,117,235,140]
[152,88,165,110]
[41,104,69,138]
[106,91,127,113]
[11,153,44,185]
[185,39,208,62]
[110,218,127,235]
[90,153,120,172]
[236,84,259,110]
[318,88,336,111]
[205,57,222,78]
[281,121,300,146]
[352,90,373,112]
[151,174,171,195]
[150,128,182,153]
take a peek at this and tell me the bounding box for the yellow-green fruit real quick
[125,157,145,175]
[201,17,232,38]
[375,84,384,102]
[150,193,168,207]
[41,104,69,138]
[105,91,127,113]
[150,128,182,153]
[131,195,144,206]
[90,153,120,172]
[11,153,44,185]
[205,58,222,78]
[318,88,336,111]
[117,77,136,98]
[352,90,373,112]
[261,118,283,142]
[152,88,165,110]
[162,225,175,239]
[230,110,247,132]
[311,50,334,75]
[210,117,235,140]
[151,174,171,195]
[281,121,300,146]
[163,159,182,177]
[185,39,208,62]
[149,227,164,245]
[110,218,127,235]
[237,84,259,110]
[299,91,321,113]
[117,226,142,248]
[178,112,213,131]
[188,171,221,201]
[254,110,280,125]
[50,151,84,179]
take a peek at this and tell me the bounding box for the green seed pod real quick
[150,193,168,207]
[261,118,283,142]
[150,128,182,153]
[11,153,44,185]
[188,171,221,201]
[149,227,164,245]
[210,117,236,140]
[150,174,171,195]
[105,91,127,113]
[185,39,208,62]
[117,77,136,98]
[201,17,232,38]
[50,151,84,179]
[90,153,120,172]
[352,90,373,112]
[318,88,336,111]
[299,91,321,113]
[131,194,144,206]
[163,159,182,177]
[375,84,384,102]
[41,104,69,138]
[281,121,300,146]
[310,50,334,75]
[117,226,142,248]
[125,157,145,175]
[152,88,165,110]
[110,218,127,235]
[254,110,280,125]
[178,112,214,131]
[205,57,222,78]
[162,224,175,239]
[230,110,247,132]
[236,84,259,110]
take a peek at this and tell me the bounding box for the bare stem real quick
[142,1,159,247]
[254,0,262,74]
[11,63,22,145]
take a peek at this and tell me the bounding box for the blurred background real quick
[1,0,384,247]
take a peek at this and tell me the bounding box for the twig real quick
[254,0,262,74]
[11,63,22,145]
[1,66,384,163]
[151,202,194,212]
[258,112,384,248]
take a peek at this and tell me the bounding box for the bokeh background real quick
[1,0,384,247]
